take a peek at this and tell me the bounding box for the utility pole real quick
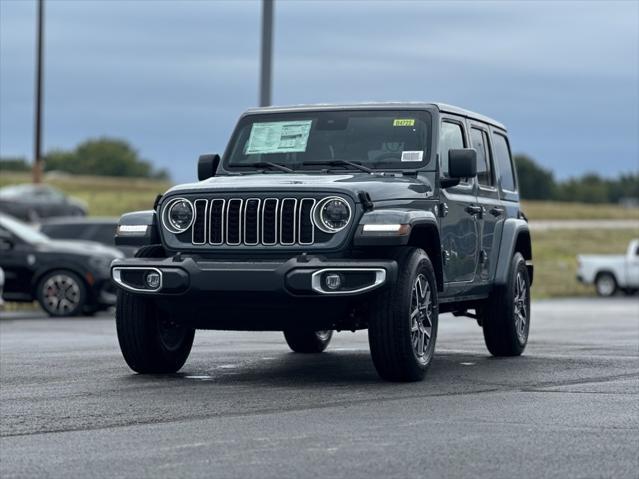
[32,0,44,183]
[259,0,273,107]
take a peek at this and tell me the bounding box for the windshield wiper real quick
[240,161,294,173]
[301,159,373,173]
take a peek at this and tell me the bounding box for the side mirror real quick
[198,154,221,181]
[441,149,477,188]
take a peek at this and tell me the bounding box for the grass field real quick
[1,172,638,298]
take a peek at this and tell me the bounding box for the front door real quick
[438,116,479,292]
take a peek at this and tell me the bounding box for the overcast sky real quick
[1,0,637,183]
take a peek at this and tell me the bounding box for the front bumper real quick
[110,256,397,298]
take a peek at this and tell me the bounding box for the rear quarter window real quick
[492,133,516,191]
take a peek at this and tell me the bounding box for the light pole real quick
[259,0,273,107]
[32,0,44,183]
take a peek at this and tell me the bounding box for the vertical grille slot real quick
[280,198,297,245]
[209,199,225,245]
[192,199,207,244]
[244,199,260,245]
[262,199,278,245]
[298,198,315,245]
[226,199,243,245]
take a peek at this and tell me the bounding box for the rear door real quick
[468,121,505,284]
[438,115,479,291]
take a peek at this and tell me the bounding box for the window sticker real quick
[393,119,415,127]
[401,151,423,162]
[245,120,312,154]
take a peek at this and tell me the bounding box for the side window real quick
[493,133,516,191]
[470,128,493,187]
[439,121,465,177]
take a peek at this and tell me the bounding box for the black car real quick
[39,217,137,256]
[0,184,87,222]
[0,213,122,317]
[111,103,533,382]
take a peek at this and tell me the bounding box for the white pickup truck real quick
[577,239,639,296]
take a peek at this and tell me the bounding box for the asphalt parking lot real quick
[1,298,638,479]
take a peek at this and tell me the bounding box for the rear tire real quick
[595,273,617,297]
[368,247,439,382]
[36,270,87,317]
[283,330,333,353]
[481,252,530,356]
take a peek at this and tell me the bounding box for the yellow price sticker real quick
[393,119,415,127]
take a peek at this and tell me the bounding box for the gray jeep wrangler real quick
[111,103,533,382]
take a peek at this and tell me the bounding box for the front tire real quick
[116,291,195,373]
[481,252,530,356]
[283,329,333,353]
[368,248,439,382]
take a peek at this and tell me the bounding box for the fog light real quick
[145,271,161,289]
[324,273,343,291]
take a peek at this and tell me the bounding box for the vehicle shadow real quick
[123,350,537,390]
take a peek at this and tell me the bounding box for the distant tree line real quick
[514,155,638,204]
[1,141,636,203]
[0,138,169,180]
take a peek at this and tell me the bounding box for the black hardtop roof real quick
[244,102,506,131]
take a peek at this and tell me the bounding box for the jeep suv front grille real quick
[189,197,318,246]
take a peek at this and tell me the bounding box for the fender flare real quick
[494,218,533,286]
[353,209,443,291]
[115,210,160,247]
[353,209,440,247]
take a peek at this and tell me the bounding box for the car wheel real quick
[36,270,87,317]
[481,252,530,356]
[283,329,333,353]
[116,291,195,374]
[368,247,439,382]
[595,273,617,297]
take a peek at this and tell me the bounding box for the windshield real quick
[0,214,50,244]
[225,110,432,170]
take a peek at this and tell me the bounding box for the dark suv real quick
[111,103,533,382]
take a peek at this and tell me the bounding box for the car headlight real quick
[314,197,352,233]
[163,198,194,233]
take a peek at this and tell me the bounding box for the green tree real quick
[513,154,556,200]
[0,157,30,172]
[44,138,169,179]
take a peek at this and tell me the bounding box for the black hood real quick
[165,173,434,202]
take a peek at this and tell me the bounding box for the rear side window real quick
[493,133,516,191]
[439,121,465,176]
[470,128,493,187]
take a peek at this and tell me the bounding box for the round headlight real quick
[314,197,352,233]
[164,198,194,233]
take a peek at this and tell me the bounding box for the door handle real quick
[489,206,505,217]
[465,205,482,216]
